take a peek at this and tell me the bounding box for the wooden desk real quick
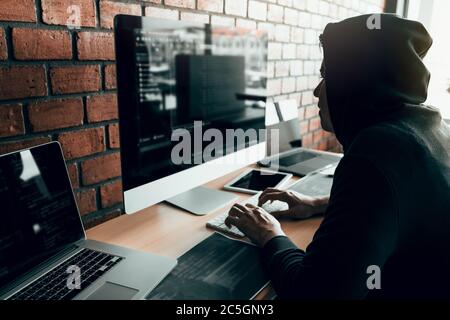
[86,165,324,299]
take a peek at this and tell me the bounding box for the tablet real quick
[224,169,292,194]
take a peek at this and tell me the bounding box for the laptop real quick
[260,99,342,176]
[0,142,176,300]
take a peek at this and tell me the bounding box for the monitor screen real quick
[115,16,268,191]
[0,143,84,290]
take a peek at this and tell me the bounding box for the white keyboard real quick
[206,192,289,238]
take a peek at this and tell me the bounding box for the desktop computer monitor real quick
[114,15,268,214]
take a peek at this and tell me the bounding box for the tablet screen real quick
[230,170,287,192]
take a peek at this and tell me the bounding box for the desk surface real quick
[86,165,324,299]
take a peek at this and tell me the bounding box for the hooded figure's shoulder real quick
[343,122,422,176]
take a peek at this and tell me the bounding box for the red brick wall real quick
[0,0,384,229]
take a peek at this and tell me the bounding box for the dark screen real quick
[0,143,84,290]
[115,16,268,191]
[230,170,287,192]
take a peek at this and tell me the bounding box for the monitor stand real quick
[166,186,238,216]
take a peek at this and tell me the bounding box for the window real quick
[391,0,450,119]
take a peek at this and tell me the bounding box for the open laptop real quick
[260,99,342,176]
[0,142,176,300]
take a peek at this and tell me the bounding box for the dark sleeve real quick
[261,156,398,299]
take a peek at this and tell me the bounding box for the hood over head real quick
[320,14,434,149]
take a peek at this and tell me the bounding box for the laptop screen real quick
[0,142,84,290]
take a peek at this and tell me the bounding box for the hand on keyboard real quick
[224,203,285,247]
[258,188,329,220]
[206,192,289,239]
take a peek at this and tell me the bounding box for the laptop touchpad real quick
[87,282,139,300]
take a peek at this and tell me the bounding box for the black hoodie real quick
[262,14,450,299]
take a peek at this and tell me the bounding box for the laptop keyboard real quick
[7,248,123,300]
[279,151,317,167]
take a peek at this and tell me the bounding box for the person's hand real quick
[258,188,329,220]
[224,203,285,247]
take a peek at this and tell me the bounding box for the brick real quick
[0,28,7,60]
[267,4,283,23]
[275,24,290,42]
[0,104,24,138]
[313,129,324,143]
[268,42,282,60]
[282,77,296,94]
[41,0,96,27]
[58,127,105,160]
[298,11,311,28]
[100,180,123,208]
[298,106,305,121]
[296,44,309,59]
[284,8,298,26]
[303,60,316,75]
[307,0,319,13]
[291,27,304,43]
[145,7,179,20]
[225,0,247,17]
[13,28,72,60]
[105,64,116,89]
[165,0,195,9]
[268,55,281,73]
[290,60,303,76]
[77,32,115,61]
[311,13,323,30]
[278,0,293,6]
[257,22,275,41]
[108,123,120,148]
[275,61,289,77]
[211,15,235,27]
[100,0,141,29]
[50,65,101,94]
[302,132,313,147]
[198,0,223,13]
[236,19,256,30]
[248,1,267,21]
[283,43,296,59]
[75,188,97,216]
[29,98,84,132]
[86,93,118,123]
[0,136,51,155]
[297,76,308,91]
[302,90,314,106]
[267,78,281,96]
[81,152,121,185]
[0,66,47,100]
[180,12,209,24]
[0,0,36,22]
[67,163,79,189]
[293,0,306,10]
[304,105,319,119]
[309,117,321,131]
[304,29,318,44]
[299,120,309,135]
[289,93,302,108]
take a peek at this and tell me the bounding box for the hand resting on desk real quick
[224,188,329,247]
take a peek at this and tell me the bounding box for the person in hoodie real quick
[225,14,450,299]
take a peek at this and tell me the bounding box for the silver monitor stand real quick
[166,186,238,216]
